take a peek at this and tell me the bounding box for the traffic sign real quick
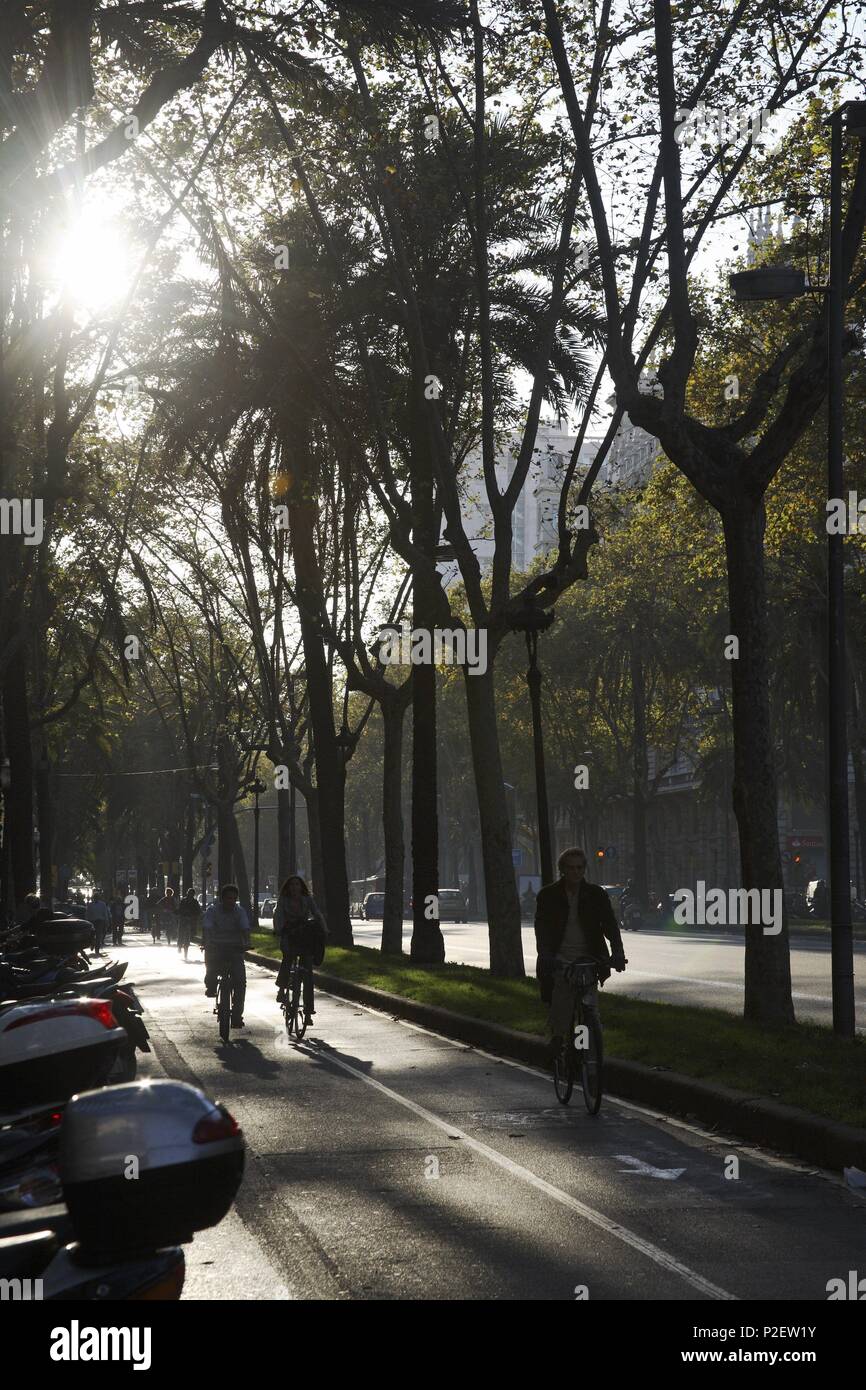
[511,849,522,867]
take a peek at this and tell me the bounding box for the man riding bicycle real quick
[203,883,251,1029]
[535,847,627,1058]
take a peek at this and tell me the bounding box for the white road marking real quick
[615,1155,686,1180]
[620,969,830,1005]
[293,1035,736,1300]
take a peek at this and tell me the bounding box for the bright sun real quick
[56,207,132,312]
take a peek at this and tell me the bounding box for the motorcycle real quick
[0,1080,245,1300]
[620,899,643,932]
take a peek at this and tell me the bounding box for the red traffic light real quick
[596,848,605,859]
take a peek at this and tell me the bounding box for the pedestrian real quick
[176,888,201,961]
[146,888,163,943]
[202,884,251,1029]
[534,848,626,1060]
[110,892,125,946]
[156,887,177,944]
[85,892,111,955]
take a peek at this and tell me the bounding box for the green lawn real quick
[250,934,866,1129]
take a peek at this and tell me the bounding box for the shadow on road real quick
[214,1037,283,1080]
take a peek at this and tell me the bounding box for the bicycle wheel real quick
[579,1006,604,1115]
[217,976,231,1043]
[292,965,308,1039]
[282,995,294,1038]
[552,1034,573,1104]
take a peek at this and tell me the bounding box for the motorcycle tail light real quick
[5,1000,117,1031]
[192,1104,240,1143]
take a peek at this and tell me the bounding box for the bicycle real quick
[280,953,314,1040]
[552,956,605,1114]
[215,964,236,1043]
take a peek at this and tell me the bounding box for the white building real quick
[444,421,602,579]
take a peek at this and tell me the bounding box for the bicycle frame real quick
[551,957,603,1113]
[281,953,314,1040]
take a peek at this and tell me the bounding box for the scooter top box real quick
[60,1081,245,1255]
[32,916,95,952]
[0,998,126,1109]
[61,1079,243,1179]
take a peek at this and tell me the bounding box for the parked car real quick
[437,888,469,923]
[363,892,385,920]
[258,898,277,931]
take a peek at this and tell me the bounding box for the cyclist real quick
[535,847,626,1059]
[203,883,251,1029]
[274,875,326,1018]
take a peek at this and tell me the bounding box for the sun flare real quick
[56,207,133,312]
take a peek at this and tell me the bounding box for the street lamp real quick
[508,605,556,885]
[727,100,866,1037]
[250,777,267,925]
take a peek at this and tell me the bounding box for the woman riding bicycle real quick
[274,875,327,1015]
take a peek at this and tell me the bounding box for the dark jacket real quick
[534,878,623,1003]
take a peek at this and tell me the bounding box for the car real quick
[258,897,277,931]
[601,884,625,911]
[363,892,385,920]
[437,888,469,923]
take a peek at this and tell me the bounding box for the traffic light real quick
[596,847,605,860]
[793,854,801,864]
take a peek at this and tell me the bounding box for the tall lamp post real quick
[251,777,267,925]
[729,99,866,1037]
[509,606,556,886]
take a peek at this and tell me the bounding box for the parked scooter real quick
[0,1099,64,1212]
[0,1080,245,1299]
[0,996,128,1111]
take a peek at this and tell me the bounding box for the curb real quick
[247,951,866,1172]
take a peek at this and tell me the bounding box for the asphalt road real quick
[119,935,866,1301]
[348,919,865,1029]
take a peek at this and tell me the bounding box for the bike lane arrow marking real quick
[615,1154,686,1180]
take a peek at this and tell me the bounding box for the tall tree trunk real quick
[381,696,406,955]
[630,631,649,908]
[849,672,866,898]
[288,479,352,945]
[35,748,53,903]
[722,500,794,1025]
[409,448,444,963]
[277,785,292,887]
[304,786,325,908]
[216,734,233,888]
[463,664,524,976]
[2,653,35,905]
[226,810,252,924]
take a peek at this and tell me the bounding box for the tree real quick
[541,0,866,1023]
